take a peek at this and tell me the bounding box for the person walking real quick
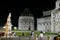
[36,35,38,40]
[31,31,35,40]
[39,31,44,40]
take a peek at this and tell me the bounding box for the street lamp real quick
[14,27,17,30]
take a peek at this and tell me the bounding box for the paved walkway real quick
[0,35,57,40]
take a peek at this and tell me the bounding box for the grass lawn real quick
[12,30,58,37]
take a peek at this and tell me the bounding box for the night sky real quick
[0,0,57,29]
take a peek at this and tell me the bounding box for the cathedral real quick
[18,8,34,31]
[37,0,60,33]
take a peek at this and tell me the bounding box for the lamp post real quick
[14,27,17,30]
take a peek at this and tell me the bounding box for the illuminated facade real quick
[37,0,60,33]
[51,9,60,33]
[51,0,60,33]
[37,17,51,32]
[18,8,34,30]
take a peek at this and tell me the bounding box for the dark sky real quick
[0,0,57,29]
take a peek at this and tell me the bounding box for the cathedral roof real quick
[21,8,33,16]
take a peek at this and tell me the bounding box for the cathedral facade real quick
[37,17,51,32]
[18,8,34,30]
[37,0,60,33]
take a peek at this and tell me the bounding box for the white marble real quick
[18,16,34,30]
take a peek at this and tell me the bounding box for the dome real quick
[21,8,33,16]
